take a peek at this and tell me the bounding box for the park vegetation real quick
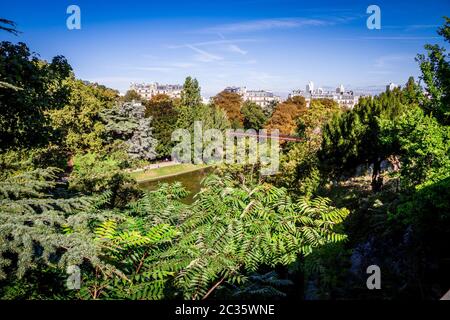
[0,17,449,300]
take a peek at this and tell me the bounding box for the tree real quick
[123,89,141,102]
[320,87,411,192]
[265,96,307,136]
[0,42,72,150]
[144,94,179,158]
[380,104,450,189]
[241,101,267,130]
[212,91,243,128]
[264,100,279,118]
[415,16,450,125]
[176,76,202,130]
[274,99,341,195]
[0,168,104,283]
[0,19,21,91]
[180,76,201,109]
[155,174,349,299]
[297,99,341,142]
[48,79,118,154]
[69,152,140,208]
[0,18,19,35]
[102,101,157,161]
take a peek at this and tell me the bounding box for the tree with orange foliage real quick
[212,91,243,128]
[265,96,307,136]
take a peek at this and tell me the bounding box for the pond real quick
[138,167,214,204]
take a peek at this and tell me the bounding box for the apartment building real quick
[130,82,183,100]
[223,86,281,109]
[289,82,359,109]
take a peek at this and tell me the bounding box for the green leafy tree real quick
[241,101,267,130]
[380,105,450,189]
[48,79,118,154]
[320,87,412,192]
[0,168,110,285]
[123,89,141,102]
[68,152,140,208]
[176,76,202,130]
[0,42,72,150]
[274,99,340,195]
[416,16,450,125]
[144,94,179,158]
[151,174,349,299]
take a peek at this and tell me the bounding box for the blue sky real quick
[1,0,449,97]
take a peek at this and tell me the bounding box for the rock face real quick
[341,225,443,299]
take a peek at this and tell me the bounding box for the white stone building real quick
[130,82,183,100]
[223,86,281,109]
[386,82,399,92]
[289,82,359,109]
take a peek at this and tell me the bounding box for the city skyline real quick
[1,0,449,97]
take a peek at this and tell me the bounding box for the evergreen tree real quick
[102,101,157,160]
[320,87,411,192]
[180,76,201,109]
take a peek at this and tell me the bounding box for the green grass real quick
[130,163,210,182]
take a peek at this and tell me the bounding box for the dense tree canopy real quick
[102,101,157,161]
[265,96,307,136]
[0,42,72,150]
[123,89,141,102]
[416,16,450,125]
[212,91,243,128]
[1,17,450,302]
[241,101,267,130]
[144,94,179,158]
[320,87,414,191]
[48,79,118,154]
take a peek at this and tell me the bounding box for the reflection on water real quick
[139,167,214,203]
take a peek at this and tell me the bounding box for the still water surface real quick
[139,167,213,203]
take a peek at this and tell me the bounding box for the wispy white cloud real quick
[373,54,411,69]
[168,38,260,49]
[369,54,414,76]
[133,66,174,73]
[198,18,330,34]
[383,24,440,32]
[169,62,197,68]
[227,44,247,55]
[361,36,440,40]
[405,24,440,31]
[186,45,223,62]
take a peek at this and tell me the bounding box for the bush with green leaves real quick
[380,105,450,189]
[69,153,140,208]
[146,174,349,300]
[0,168,113,286]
